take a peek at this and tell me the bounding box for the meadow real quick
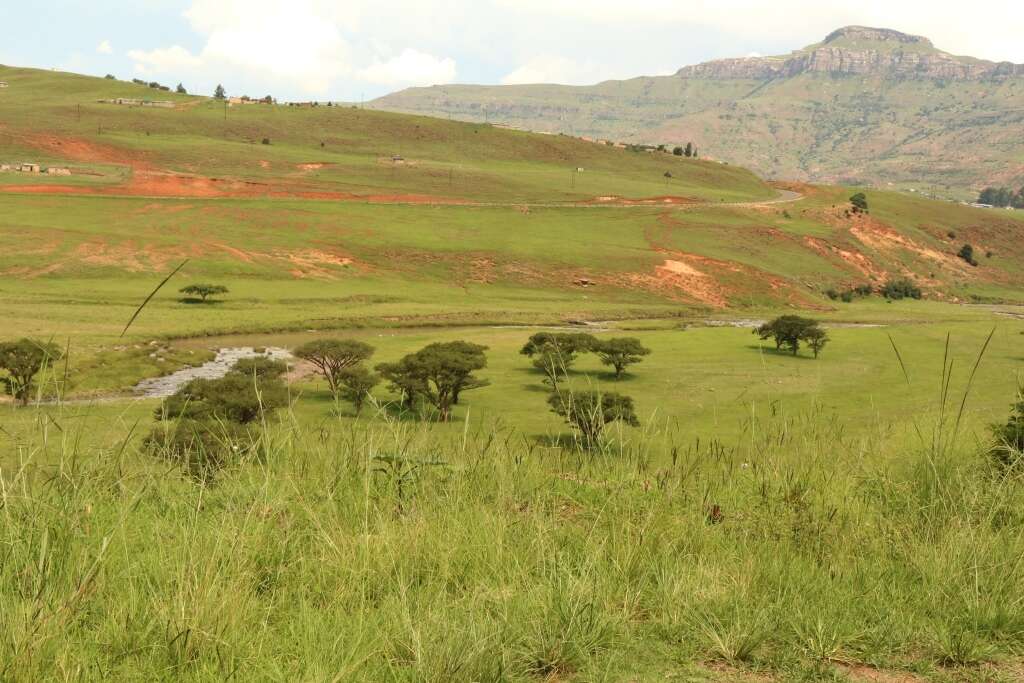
[1,65,1024,681]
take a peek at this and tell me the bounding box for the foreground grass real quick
[2,394,1023,681]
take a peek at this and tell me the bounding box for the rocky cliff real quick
[676,26,1024,80]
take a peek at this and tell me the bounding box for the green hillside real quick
[373,26,1024,198]
[0,64,772,204]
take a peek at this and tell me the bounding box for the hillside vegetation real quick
[373,26,1024,197]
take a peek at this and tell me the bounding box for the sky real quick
[2,1,1023,101]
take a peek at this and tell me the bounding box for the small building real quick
[0,81,8,88]
[20,163,40,173]
[0,164,11,171]
[46,167,71,176]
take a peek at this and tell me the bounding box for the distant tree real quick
[754,316,824,356]
[673,146,684,156]
[684,142,694,158]
[849,192,869,213]
[881,278,922,300]
[262,137,271,145]
[337,366,380,415]
[294,339,375,398]
[156,373,289,424]
[520,332,597,357]
[594,337,651,379]
[957,244,978,266]
[179,283,228,302]
[176,83,187,94]
[0,338,63,405]
[548,390,639,449]
[229,356,288,380]
[803,327,830,359]
[376,342,488,421]
[214,84,226,99]
[104,74,117,80]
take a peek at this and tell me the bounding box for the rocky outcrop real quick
[676,26,1024,81]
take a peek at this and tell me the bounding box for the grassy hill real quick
[3,64,1024,681]
[372,27,1024,198]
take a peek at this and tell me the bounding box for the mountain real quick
[372,27,1024,197]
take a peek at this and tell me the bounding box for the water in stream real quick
[133,347,292,399]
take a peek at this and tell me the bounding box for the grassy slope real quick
[2,67,1024,680]
[0,65,772,203]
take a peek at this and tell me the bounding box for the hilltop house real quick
[20,163,40,173]
[0,82,8,88]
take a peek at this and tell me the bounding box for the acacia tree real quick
[520,332,597,358]
[532,343,574,390]
[754,316,826,357]
[337,366,381,415]
[0,338,63,405]
[294,339,375,398]
[548,390,639,449]
[179,284,228,302]
[595,338,651,379]
[376,341,488,421]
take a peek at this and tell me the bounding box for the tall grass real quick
[1,372,1023,680]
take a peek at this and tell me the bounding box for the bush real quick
[337,366,381,415]
[881,278,922,300]
[991,389,1024,471]
[262,137,271,145]
[156,373,289,424]
[957,244,978,267]
[144,419,256,480]
[840,290,854,303]
[548,391,639,449]
[849,192,868,213]
[229,356,288,380]
[0,338,63,405]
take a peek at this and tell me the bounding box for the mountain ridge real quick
[372,27,1024,195]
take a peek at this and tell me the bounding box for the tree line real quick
[977,187,1024,208]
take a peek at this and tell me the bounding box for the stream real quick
[132,347,292,399]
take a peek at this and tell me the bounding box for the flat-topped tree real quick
[595,338,651,379]
[376,341,488,421]
[754,316,828,357]
[0,338,63,405]
[179,284,228,302]
[294,339,375,399]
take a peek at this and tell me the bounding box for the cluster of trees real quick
[825,284,874,303]
[521,332,650,448]
[881,278,922,300]
[978,187,1024,208]
[991,388,1024,471]
[849,192,869,214]
[0,339,63,405]
[825,277,926,303]
[754,316,829,358]
[294,338,490,422]
[131,78,171,92]
[957,244,979,267]
[672,143,697,158]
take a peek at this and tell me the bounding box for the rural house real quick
[0,81,8,88]
[20,163,40,173]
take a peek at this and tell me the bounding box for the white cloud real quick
[358,49,456,86]
[127,45,202,75]
[96,40,113,55]
[501,56,609,86]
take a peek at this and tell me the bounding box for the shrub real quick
[882,278,922,300]
[229,356,288,380]
[957,244,978,266]
[990,388,1024,471]
[548,391,639,449]
[294,339,375,398]
[262,137,271,145]
[849,192,868,213]
[594,338,651,379]
[179,283,228,302]
[144,419,256,480]
[825,289,839,301]
[156,373,289,424]
[840,290,854,303]
[0,338,63,405]
[673,146,684,156]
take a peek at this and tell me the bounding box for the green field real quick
[2,66,1024,681]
